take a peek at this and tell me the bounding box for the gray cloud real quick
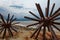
[10,5,23,9]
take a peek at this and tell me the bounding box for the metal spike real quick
[30,23,43,38]
[49,13,60,20]
[2,28,6,39]
[10,27,17,32]
[0,27,4,30]
[12,18,16,22]
[7,14,10,23]
[27,23,39,27]
[50,3,55,16]
[47,26,50,32]
[10,15,14,21]
[24,16,39,21]
[0,28,4,34]
[29,11,40,19]
[35,26,42,39]
[30,27,39,38]
[46,0,50,17]
[50,26,58,40]
[35,3,45,19]
[52,8,60,16]
[52,24,60,31]
[43,26,46,40]
[10,18,17,24]
[48,26,53,40]
[52,22,60,25]
[0,14,6,24]
[8,28,13,36]
[52,17,60,21]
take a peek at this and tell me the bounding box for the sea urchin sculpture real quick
[24,0,60,40]
[0,13,19,39]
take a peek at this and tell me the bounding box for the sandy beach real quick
[0,27,60,40]
[0,21,60,40]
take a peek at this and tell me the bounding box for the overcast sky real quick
[0,0,60,21]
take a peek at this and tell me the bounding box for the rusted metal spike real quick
[2,28,6,38]
[52,22,60,25]
[24,16,39,21]
[10,18,16,24]
[27,23,39,27]
[50,26,58,40]
[12,18,16,21]
[53,17,60,21]
[46,8,48,17]
[30,23,43,38]
[46,0,50,17]
[45,8,47,17]
[8,28,13,36]
[0,28,4,34]
[0,14,6,24]
[10,27,17,32]
[29,11,40,19]
[50,3,55,16]
[10,18,17,24]
[10,15,14,21]
[52,24,60,31]
[30,28,39,38]
[47,26,50,32]
[50,13,60,20]
[52,8,60,16]
[7,14,10,23]
[0,27,4,30]
[35,26,42,39]
[43,26,46,40]
[35,3,44,19]
[48,26,53,40]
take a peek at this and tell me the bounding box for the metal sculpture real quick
[0,13,19,39]
[24,0,60,40]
